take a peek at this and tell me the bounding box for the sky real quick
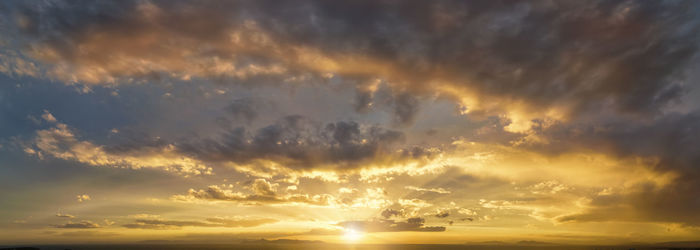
[1,0,700,246]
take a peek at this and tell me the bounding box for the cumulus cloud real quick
[41,110,57,123]
[24,117,212,176]
[172,182,333,206]
[123,217,277,230]
[76,194,90,202]
[173,183,399,209]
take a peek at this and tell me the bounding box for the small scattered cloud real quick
[405,186,450,194]
[76,194,90,202]
[435,211,450,218]
[52,221,101,229]
[103,219,115,226]
[41,110,57,123]
[55,213,75,218]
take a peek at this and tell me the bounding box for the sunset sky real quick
[1,0,700,246]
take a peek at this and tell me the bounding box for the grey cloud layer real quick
[3,0,698,118]
[180,115,434,170]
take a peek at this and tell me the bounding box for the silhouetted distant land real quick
[515,240,555,246]
[4,241,700,250]
[240,239,324,244]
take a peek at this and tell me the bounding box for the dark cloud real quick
[391,93,420,126]
[52,221,100,229]
[123,217,277,230]
[2,0,697,119]
[224,98,263,124]
[338,217,445,232]
[435,211,450,218]
[250,179,277,197]
[353,90,374,113]
[380,208,403,219]
[173,182,333,206]
[180,116,429,170]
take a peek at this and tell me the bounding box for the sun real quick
[343,228,364,242]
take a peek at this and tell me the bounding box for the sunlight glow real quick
[343,228,363,242]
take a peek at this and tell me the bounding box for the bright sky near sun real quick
[1,0,700,246]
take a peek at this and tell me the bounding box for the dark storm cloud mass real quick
[338,217,445,232]
[2,0,698,118]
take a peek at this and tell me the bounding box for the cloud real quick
[123,217,277,230]
[180,116,435,171]
[405,186,450,194]
[172,183,333,206]
[528,181,572,195]
[398,199,433,208]
[3,1,697,125]
[517,112,700,225]
[250,179,278,196]
[52,220,100,229]
[41,110,57,123]
[2,0,700,237]
[391,93,420,126]
[435,211,450,218]
[25,113,437,182]
[380,209,403,219]
[59,231,119,237]
[55,213,75,218]
[76,194,90,202]
[338,217,445,232]
[25,119,212,177]
[173,183,398,209]
[224,98,265,124]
